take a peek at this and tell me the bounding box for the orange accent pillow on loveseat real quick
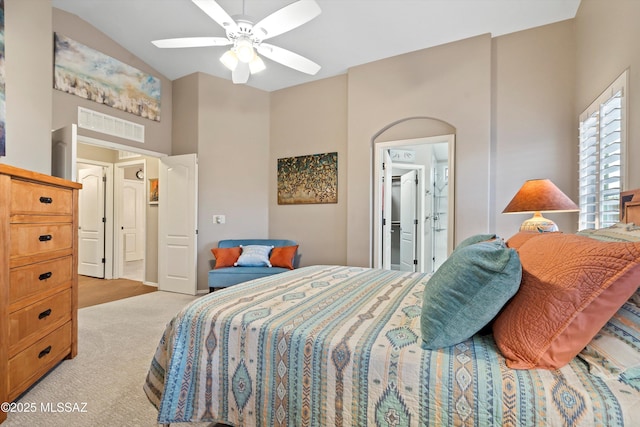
[211,247,241,269]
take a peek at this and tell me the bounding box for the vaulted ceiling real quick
[52,0,581,92]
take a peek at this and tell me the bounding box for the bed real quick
[145,208,640,426]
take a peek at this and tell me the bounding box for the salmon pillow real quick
[493,233,640,370]
[211,247,241,269]
[505,231,561,250]
[270,245,299,270]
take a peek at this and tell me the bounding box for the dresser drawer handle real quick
[38,346,52,359]
[38,309,52,320]
[39,271,53,280]
[39,234,52,242]
[39,196,53,204]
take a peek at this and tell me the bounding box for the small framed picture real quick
[148,178,159,204]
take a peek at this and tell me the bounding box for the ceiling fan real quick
[152,0,321,84]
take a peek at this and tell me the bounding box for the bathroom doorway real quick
[373,135,455,273]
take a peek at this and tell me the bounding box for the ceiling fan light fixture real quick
[249,55,266,74]
[235,38,255,63]
[157,0,322,83]
[220,49,238,71]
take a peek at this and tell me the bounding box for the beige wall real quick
[492,20,577,237]
[174,73,271,290]
[575,0,640,189]
[269,75,348,266]
[346,35,493,266]
[273,23,580,267]
[171,75,199,156]
[5,1,639,291]
[50,8,169,286]
[2,0,52,173]
[52,9,173,155]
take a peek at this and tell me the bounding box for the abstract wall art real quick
[277,152,338,205]
[54,33,161,122]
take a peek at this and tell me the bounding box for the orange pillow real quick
[270,245,298,270]
[211,247,241,269]
[505,231,561,250]
[493,233,640,370]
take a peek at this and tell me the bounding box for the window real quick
[578,71,628,230]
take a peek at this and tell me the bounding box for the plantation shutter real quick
[578,71,627,230]
[599,92,622,227]
[578,112,598,229]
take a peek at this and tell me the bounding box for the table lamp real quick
[503,179,579,232]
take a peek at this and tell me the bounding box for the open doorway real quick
[73,138,160,285]
[389,165,425,272]
[52,125,198,296]
[373,135,455,273]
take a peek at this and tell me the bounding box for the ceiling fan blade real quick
[258,43,321,75]
[253,0,321,40]
[232,62,250,84]
[192,0,239,34]
[152,37,232,48]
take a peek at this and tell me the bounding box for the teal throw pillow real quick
[234,245,274,267]
[421,238,521,349]
[455,233,497,252]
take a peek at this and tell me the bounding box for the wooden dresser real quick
[0,164,81,424]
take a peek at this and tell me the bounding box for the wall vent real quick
[78,107,145,143]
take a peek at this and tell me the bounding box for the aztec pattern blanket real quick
[144,265,639,426]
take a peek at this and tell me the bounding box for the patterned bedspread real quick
[144,265,640,426]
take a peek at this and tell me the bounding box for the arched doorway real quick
[371,117,456,272]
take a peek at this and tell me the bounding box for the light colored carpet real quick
[4,291,211,427]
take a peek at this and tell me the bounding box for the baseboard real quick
[143,281,158,287]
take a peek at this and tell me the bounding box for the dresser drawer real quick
[9,256,73,305]
[8,322,72,400]
[11,179,73,216]
[9,289,71,357]
[10,223,73,259]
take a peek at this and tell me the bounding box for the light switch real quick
[213,215,226,224]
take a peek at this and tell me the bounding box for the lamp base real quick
[519,212,558,233]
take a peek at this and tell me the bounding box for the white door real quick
[382,150,393,269]
[78,166,105,278]
[51,124,77,181]
[122,179,145,262]
[400,170,417,272]
[158,154,198,295]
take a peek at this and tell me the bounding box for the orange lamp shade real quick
[503,179,578,232]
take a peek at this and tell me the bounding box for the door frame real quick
[114,159,147,280]
[77,158,114,279]
[76,135,199,292]
[77,135,161,282]
[373,135,455,270]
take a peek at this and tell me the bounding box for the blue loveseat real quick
[208,239,299,292]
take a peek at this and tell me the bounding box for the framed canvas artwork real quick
[277,152,338,205]
[54,33,161,122]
